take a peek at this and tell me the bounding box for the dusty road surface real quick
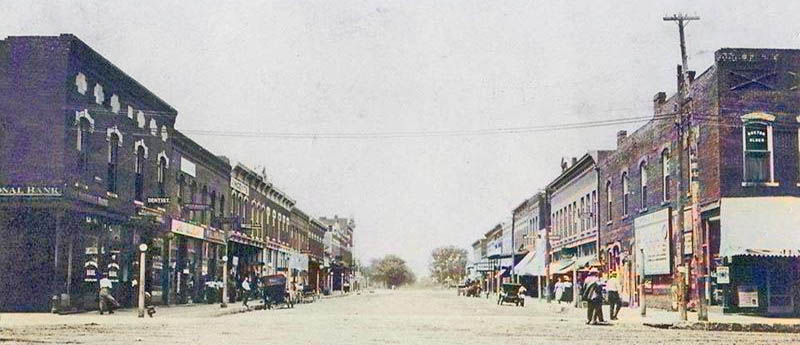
[2,289,799,344]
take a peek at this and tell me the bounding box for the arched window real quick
[135,146,146,201]
[107,133,120,193]
[158,157,168,196]
[210,191,217,224]
[77,118,91,171]
[201,186,208,225]
[640,161,648,209]
[219,195,225,219]
[606,181,613,222]
[622,172,629,216]
[661,149,671,202]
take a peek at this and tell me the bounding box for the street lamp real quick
[221,255,228,308]
[138,243,148,318]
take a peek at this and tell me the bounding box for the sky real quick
[5,1,800,276]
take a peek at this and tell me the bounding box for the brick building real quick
[0,35,178,311]
[600,48,800,315]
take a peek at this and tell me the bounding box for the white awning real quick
[513,234,547,276]
[720,197,800,257]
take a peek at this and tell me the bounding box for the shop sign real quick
[232,256,239,266]
[205,228,226,244]
[171,219,205,240]
[745,122,768,151]
[180,157,196,177]
[716,266,730,284]
[240,223,262,230]
[74,191,109,207]
[146,197,170,205]
[137,207,165,223]
[230,177,249,196]
[634,208,671,276]
[0,185,63,197]
[737,285,759,307]
[183,203,210,211]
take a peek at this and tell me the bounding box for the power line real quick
[175,113,680,139]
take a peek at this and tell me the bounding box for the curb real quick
[644,321,800,334]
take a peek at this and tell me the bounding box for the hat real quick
[589,267,599,274]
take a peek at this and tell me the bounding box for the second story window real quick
[77,118,91,172]
[606,181,613,222]
[135,146,145,201]
[640,161,648,209]
[742,116,774,184]
[107,133,119,193]
[622,172,629,216]
[158,157,168,196]
[661,148,671,202]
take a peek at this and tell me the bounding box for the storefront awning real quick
[552,255,595,275]
[513,249,546,276]
[720,197,800,258]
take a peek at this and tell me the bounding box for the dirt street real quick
[2,289,799,345]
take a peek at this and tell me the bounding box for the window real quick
[591,191,600,227]
[661,149,670,202]
[580,197,585,231]
[135,146,146,201]
[158,157,168,196]
[622,172,629,216]
[640,161,648,209]
[210,191,217,224]
[107,133,119,193]
[77,118,91,171]
[743,120,773,183]
[606,181,613,222]
[178,175,186,205]
[201,186,208,225]
[219,195,225,219]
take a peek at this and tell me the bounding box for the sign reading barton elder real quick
[0,185,63,197]
[635,208,671,276]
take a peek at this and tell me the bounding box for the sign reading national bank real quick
[0,185,63,197]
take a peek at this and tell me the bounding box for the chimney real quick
[617,130,627,147]
[571,157,578,167]
[653,91,667,114]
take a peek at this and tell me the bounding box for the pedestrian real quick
[554,277,564,304]
[606,272,622,320]
[98,273,120,315]
[241,276,252,308]
[582,268,604,325]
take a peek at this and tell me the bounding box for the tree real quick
[429,246,467,285]
[365,255,416,288]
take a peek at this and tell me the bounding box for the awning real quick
[494,267,510,279]
[513,249,546,276]
[552,255,595,275]
[720,197,800,257]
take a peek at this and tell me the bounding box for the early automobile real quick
[497,283,525,307]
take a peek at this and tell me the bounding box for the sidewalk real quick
[0,297,309,327]
[522,296,800,333]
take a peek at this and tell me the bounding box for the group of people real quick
[580,268,622,325]
[549,268,623,325]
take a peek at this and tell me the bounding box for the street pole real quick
[664,13,699,322]
[221,255,228,308]
[138,243,147,318]
[572,257,578,308]
[640,248,646,317]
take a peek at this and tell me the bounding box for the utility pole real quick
[663,13,699,322]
